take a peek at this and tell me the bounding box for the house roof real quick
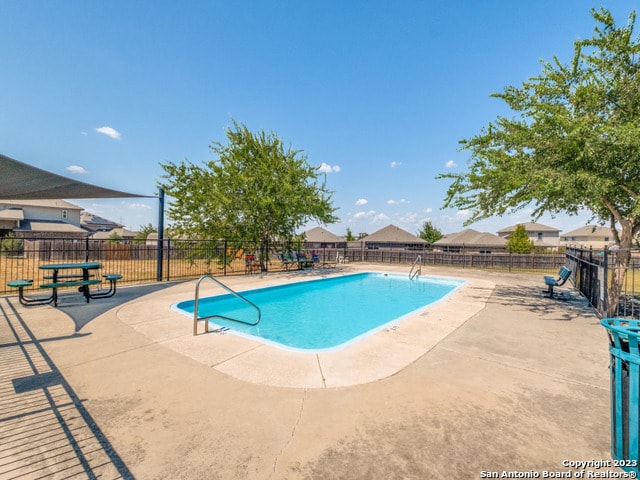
[434,229,506,247]
[303,226,343,243]
[17,220,87,234]
[496,222,561,234]
[561,225,611,237]
[0,199,83,210]
[359,224,427,244]
[0,208,24,221]
[90,227,137,239]
[81,212,123,230]
[0,153,149,199]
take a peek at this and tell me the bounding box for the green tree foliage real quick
[133,223,156,244]
[0,233,23,256]
[159,121,338,269]
[506,225,533,253]
[438,8,640,315]
[345,227,355,241]
[107,231,122,244]
[417,220,443,244]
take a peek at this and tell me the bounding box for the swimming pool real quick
[174,272,464,352]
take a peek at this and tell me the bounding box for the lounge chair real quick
[278,252,296,271]
[543,266,572,299]
[311,252,334,268]
[296,252,313,269]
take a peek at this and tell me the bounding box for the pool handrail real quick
[193,275,261,336]
[409,255,422,280]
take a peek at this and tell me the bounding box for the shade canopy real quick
[0,153,151,199]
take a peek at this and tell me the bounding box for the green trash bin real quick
[601,318,640,473]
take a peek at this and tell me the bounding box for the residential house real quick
[497,222,561,248]
[0,199,86,238]
[81,212,123,232]
[90,227,138,241]
[433,229,506,253]
[560,225,614,249]
[302,226,345,249]
[352,224,427,251]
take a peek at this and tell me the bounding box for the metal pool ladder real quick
[193,275,261,336]
[409,255,422,280]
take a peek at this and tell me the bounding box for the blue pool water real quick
[174,272,464,352]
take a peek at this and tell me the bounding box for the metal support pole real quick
[156,187,165,282]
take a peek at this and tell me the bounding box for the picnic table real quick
[7,262,123,307]
[39,262,103,306]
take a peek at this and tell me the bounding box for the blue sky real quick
[1,1,637,236]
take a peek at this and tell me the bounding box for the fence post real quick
[603,245,609,317]
[223,239,227,276]
[166,238,171,282]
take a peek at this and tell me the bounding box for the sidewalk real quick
[0,266,612,479]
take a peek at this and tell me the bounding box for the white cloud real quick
[318,163,341,174]
[456,209,470,219]
[353,210,376,220]
[373,213,389,222]
[66,165,88,175]
[95,126,121,140]
[398,212,424,225]
[355,198,368,206]
[391,161,401,168]
[128,203,152,210]
[445,160,457,168]
[387,199,409,205]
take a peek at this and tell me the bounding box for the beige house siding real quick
[0,199,85,238]
[497,222,561,248]
[560,226,614,249]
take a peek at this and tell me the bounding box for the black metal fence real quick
[0,236,567,296]
[566,246,640,319]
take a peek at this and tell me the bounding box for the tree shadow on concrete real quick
[486,282,600,323]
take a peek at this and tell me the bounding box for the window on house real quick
[537,232,543,240]
[61,210,68,220]
[605,237,609,242]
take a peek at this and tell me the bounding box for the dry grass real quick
[0,255,289,295]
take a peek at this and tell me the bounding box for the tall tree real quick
[159,121,338,269]
[438,8,640,315]
[345,227,355,242]
[417,220,443,244]
[506,225,533,254]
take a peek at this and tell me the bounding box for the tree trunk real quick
[259,238,269,272]
[606,226,634,318]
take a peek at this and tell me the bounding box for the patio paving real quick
[0,265,615,479]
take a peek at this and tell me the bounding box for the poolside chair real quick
[278,252,296,271]
[311,252,332,268]
[295,252,313,269]
[244,254,260,274]
[543,266,572,299]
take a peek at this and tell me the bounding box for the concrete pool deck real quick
[126,267,494,388]
[0,264,614,479]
